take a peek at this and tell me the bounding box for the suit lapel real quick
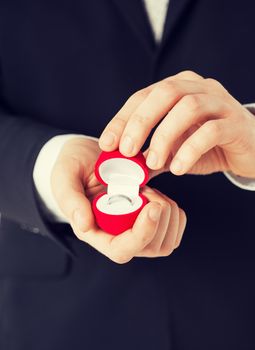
[159,0,195,51]
[111,0,197,57]
[111,0,156,54]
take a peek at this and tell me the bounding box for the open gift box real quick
[92,150,149,235]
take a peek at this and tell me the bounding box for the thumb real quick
[51,159,94,232]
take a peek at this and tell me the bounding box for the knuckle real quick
[161,246,174,257]
[179,208,187,222]
[140,232,153,246]
[181,69,197,76]
[112,114,127,129]
[159,201,171,216]
[110,251,132,264]
[185,140,200,157]
[167,199,178,214]
[203,120,220,136]
[151,131,169,147]
[157,80,181,98]
[205,77,222,87]
[131,89,149,100]
[164,201,172,212]
[205,78,228,98]
[131,112,148,126]
[144,244,160,255]
[174,235,183,249]
[174,241,181,249]
[167,197,178,207]
[171,200,178,210]
[177,70,201,80]
[182,94,201,111]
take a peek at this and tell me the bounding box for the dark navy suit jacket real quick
[0,1,255,349]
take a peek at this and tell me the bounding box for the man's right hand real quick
[51,138,187,264]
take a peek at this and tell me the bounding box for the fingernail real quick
[73,209,85,231]
[146,150,158,168]
[148,204,162,222]
[100,131,116,147]
[120,136,134,155]
[170,159,183,174]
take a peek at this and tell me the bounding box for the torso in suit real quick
[0,1,255,349]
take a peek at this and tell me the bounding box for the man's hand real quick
[51,138,186,263]
[99,70,255,178]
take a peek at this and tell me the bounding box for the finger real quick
[145,189,184,254]
[136,188,178,258]
[110,201,163,263]
[119,80,211,157]
[174,208,187,248]
[76,200,162,264]
[170,119,232,175]
[145,126,199,179]
[99,87,152,151]
[99,71,204,152]
[147,94,229,170]
[109,187,175,262]
[51,158,94,232]
[156,197,180,255]
[135,201,171,257]
[99,72,205,153]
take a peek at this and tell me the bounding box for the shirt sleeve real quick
[0,103,78,254]
[223,103,255,190]
[33,134,99,222]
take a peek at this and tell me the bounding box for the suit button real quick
[20,223,40,234]
[31,227,40,234]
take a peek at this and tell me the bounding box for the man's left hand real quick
[99,70,255,178]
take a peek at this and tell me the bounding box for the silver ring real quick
[108,194,133,206]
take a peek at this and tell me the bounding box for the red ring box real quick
[92,150,149,235]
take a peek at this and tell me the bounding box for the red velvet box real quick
[92,150,149,235]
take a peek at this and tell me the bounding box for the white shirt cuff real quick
[33,134,98,223]
[223,103,255,190]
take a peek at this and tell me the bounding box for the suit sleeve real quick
[0,105,74,253]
